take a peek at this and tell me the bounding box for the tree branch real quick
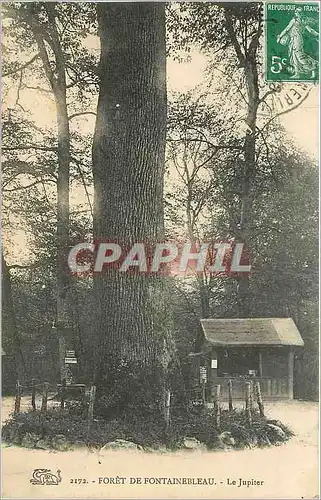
[223,8,246,66]
[23,84,52,94]
[70,156,93,216]
[68,111,97,121]
[168,136,243,152]
[7,262,43,271]
[3,53,39,77]
[4,180,42,192]
[3,177,56,192]
[2,145,57,152]
[15,71,26,112]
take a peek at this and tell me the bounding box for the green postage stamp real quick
[265,2,319,82]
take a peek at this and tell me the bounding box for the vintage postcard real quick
[1,1,319,499]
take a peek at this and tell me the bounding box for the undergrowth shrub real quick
[2,404,293,451]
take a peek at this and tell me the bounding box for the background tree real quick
[2,2,97,382]
[166,2,318,398]
[168,2,273,316]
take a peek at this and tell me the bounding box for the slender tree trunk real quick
[55,89,71,382]
[224,7,262,317]
[237,57,260,317]
[92,3,170,410]
[186,183,210,318]
[28,4,72,381]
[1,256,27,380]
[46,4,72,383]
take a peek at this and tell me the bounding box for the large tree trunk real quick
[92,3,169,413]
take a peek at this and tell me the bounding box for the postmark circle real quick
[258,82,312,117]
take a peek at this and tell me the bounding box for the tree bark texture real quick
[92,3,169,384]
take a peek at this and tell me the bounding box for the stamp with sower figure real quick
[265,2,319,82]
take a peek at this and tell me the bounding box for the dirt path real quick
[1,398,318,499]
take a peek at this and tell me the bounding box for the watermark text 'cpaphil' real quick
[67,241,251,277]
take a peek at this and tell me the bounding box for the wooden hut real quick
[192,318,304,401]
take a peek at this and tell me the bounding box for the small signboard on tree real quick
[200,366,207,383]
[64,357,77,364]
[65,350,77,364]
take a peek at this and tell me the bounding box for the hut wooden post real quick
[87,385,96,434]
[201,380,206,406]
[255,381,265,417]
[228,379,233,412]
[249,380,254,411]
[258,351,263,376]
[41,382,49,414]
[164,390,171,432]
[31,378,36,411]
[213,384,221,429]
[14,380,22,414]
[60,378,66,410]
[245,382,252,426]
[288,346,294,399]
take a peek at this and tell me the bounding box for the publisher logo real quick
[30,469,62,486]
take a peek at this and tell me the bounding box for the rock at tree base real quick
[266,423,286,440]
[71,440,87,449]
[219,431,236,446]
[182,437,205,450]
[52,434,69,451]
[101,439,142,451]
[267,419,285,429]
[35,438,52,450]
[21,433,40,448]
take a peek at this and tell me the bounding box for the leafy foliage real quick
[3,405,292,451]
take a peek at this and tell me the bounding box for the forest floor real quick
[1,397,319,499]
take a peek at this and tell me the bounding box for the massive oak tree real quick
[92,3,170,412]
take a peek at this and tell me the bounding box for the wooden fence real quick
[208,380,265,428]
[213,377,289,400]
[13,378,265,435]
[13,379,97,434]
